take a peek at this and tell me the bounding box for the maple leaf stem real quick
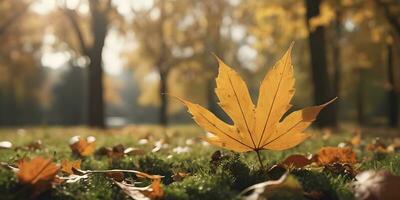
[255,150,265,170]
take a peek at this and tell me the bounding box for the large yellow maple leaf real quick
[180,44,335,153]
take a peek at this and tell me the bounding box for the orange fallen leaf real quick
[314,147,357,166]
[350,128,362,147]
[61,160,81,175]
[365,138,387,153]
[69,136,96,157]
[17,157,60,198]
[143,179,164,200]
[18,157,59,185]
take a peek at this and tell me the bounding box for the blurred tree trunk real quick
[64,0,109,128]
[157,0,168,126]
[387,43,399,127]
[159,71,168,126]
[305,0,337,128]
[204,0,224,116]
[332,10,342,108]
[87,0,107,128]
[356,68,366,125]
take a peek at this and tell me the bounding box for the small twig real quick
[255,150,265,171]
[73,168,164,179]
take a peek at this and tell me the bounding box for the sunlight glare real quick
[66,0,80,10]
[41,52,71,69]
[31,0,57,15]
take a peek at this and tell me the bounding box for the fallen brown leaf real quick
[280,154,313,168]
[124,147,146,156]
[18,157,59,184]
[323,163,356,179]
[17,157,60,198]
[61,160,81,175]
[314,147,357,166]
[172,172,190,182]
[15,140,43,151]
[69,136,96,157]
[106,171,125,182]
[96,144,145,160]
[366,138,388,153]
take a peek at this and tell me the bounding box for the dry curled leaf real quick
[106,171,125,182]
[314,147,357,166]
[352,170,400,200]
[124,147,146,156]
[240,173,303,200]
[178,44,335,153]
[172,172,190,182]
[15,140,43,151]
[61,160,81,175]
[114,178,164,200]
[97,144,146,160]
[323,163,356,179]
[96,144,124,160]
[69,136,96,157]
[280,154,313,168]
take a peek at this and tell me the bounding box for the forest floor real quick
[0,125,399,200]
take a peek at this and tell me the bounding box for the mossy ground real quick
[0,125,399,200]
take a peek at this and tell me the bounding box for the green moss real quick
[0,126,398,200]
[0,169,18,199]
[292,169,338,200]
[50,174,125,200]
[164,172,237,200]
[138,153,174,184]
[360,153,400,175]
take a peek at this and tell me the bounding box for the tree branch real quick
[0,2,32,36]
[376,0,400,36]
[62,8,89,55]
